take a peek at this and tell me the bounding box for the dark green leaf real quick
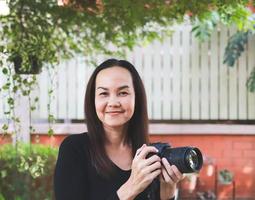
[2,68,8,74]
[223,31,249,67]
[247,67,255,92]
[2,124,9,131]
[47,128,54,136]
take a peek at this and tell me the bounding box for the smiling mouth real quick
[106,111,124,116]
[106,111,124,114]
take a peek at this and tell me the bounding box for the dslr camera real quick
[149,143,203,173]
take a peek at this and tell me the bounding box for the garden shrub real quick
[0,143,58,200]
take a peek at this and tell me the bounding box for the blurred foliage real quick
[247,67,255,92]
[0,0,252,69]
[192,11,220,42]
[191,3,255,93]
[223,30,255,92]
[223,31,250,67]
[192,4,254,42]
[0,143,58,200]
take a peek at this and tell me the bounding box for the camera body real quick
[149,142,203,173]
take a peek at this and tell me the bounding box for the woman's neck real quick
[104,125,128,148]
[104,125,132,170]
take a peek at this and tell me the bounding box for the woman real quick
[54,59,183,200]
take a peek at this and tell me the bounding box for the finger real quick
[162,157,171,168]
[135,144,146,157]
[162,158,179,182]
[138,146,158,159]
[143,161,161,174]
[162,158,184,182]
[161,167,174,184]
[171,165,184,180]
[135,155,161,174]
[144,155,161,166]
[146,169,161,183]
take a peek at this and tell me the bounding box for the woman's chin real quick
[103,121,128,129]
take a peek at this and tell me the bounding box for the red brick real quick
[232,158,254,167]
[244,150,255,158]
[233,142,253,150]
[212,141,233,150]
[31,134,65,147]
[223,149,243,158]
[210,149,223,158]
[215,158,233,168]
[0,135,12,145]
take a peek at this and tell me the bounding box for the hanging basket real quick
[13,55,42,74]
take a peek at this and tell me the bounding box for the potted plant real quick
[10,53,42,74]
[218,169,233,185]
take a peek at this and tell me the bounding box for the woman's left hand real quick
[159,158,184,200]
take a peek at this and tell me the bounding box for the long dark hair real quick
[84,58,149,177]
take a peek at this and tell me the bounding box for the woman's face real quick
[95,66,135,130]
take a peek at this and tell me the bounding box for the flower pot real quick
[13,55,42,74]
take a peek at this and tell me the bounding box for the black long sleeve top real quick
[54,133,174,200]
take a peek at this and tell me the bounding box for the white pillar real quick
[13,93,31,144]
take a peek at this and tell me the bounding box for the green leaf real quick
[48,89,53,94]
[223,31,249,67]
[0,193,6,200]
[22,90,29,96]
[48,114,55,123]
[0,170,7,178]
[12,86,18,93]
[47,128,54,136]
[247,67,255,92]
[2,83,10,90]
[2,124,8,131]
[192,11,219,42]
[7,97,14,105]
[2,68,8,74]
[30,106,36,111]
[11,117,20,123]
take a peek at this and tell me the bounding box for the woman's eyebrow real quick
[118,85,129,90]
[96,87,108,90]
[96,85,130,90]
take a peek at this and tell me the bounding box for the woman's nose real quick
[108,96,120,107]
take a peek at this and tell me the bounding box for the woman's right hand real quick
[117,144,161,200]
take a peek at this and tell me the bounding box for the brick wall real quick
[149,134,255,199]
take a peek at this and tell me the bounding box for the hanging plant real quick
[10,54,42,74]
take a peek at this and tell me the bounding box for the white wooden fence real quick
[1,24,255,121]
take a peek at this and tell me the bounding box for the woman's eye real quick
[119,91,128,96]
[99,92,108,96]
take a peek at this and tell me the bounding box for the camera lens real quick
[185,149,199,171]
[149,143,203,173]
